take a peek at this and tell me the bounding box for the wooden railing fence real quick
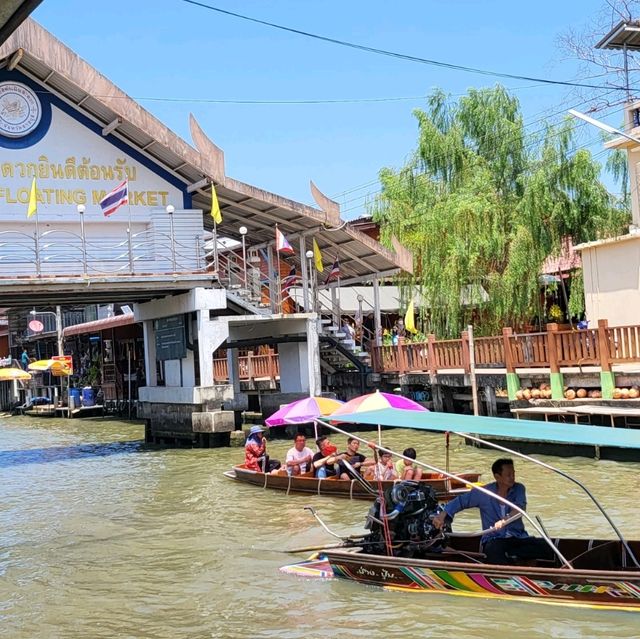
[211,320,640,382]
[371,319,640,375]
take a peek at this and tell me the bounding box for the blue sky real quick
[33,0,619,217]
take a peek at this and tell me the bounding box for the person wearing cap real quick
[244,425,280,472]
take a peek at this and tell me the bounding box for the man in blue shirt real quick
[432,458,553,565]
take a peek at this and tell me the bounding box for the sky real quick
[32,0,624,218]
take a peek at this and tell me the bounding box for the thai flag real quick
[325,258,340,284]
[275,227,294,255]
[100,180,129,217]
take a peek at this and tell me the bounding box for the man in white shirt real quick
[285,434,314,476]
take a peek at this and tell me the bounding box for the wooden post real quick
[597,318,615,399]
[502,327,519,401]
[546,323,564,400]
[467,325,479,416]
[427,334,437,380]
[461,330,471,374]
[398,336,407,375]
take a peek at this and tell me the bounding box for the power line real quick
[337,98,631,218]
[327,86,625,208]
[181,0,626,92]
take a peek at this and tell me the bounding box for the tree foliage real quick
[371,86,629,337]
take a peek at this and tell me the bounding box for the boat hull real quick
[226,466,480,501]
[323,548,640,611]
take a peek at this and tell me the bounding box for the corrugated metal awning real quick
[63,314,135,337]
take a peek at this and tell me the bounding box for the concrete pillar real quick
[278,341,309,393]
[197,310,214,387]
[227,348,241,396]
[300,236,310,311]
[432,384,444,412]
[306,317,322,397]
[142,320,157,386]
[373,278,382,346]
[484,385,497,417]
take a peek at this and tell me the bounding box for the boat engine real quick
[362,481,450,558]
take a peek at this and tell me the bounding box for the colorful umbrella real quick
[329,390,427,445]
[265,396,344,427]
[0,367,32,381]
[28,359,71,376]
[330,390,428,417]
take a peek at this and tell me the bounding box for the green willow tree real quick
[371,86,629,337]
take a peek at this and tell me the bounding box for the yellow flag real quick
[313,238,324,273]
[27,177,38,218]
[404,299,418,334]
[210,182,222,224]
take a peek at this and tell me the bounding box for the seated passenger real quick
[365,450,398,481]
[336,437,374,480]
[395,447,423,481]
[312,435,339,479]
[432,458,554,565]
[285,434,314,476]
[244,425,280,473]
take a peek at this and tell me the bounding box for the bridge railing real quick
[0,225,205,276]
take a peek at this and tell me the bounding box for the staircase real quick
[318,318,371,373]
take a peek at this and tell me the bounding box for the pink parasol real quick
[330,390,428,417]
[329,390,427,445]
[265,396,344,427]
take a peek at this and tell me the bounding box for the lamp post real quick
[77,204,88,275]
[166,205,176,272]
[239,225,248,288]
[568,109,640,145]
[305,249,315,313]
[30,306,66,412]
[30,307,63,356]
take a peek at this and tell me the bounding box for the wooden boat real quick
[283,538,640,611]
[278,410,640,611]
[224,464,480,502]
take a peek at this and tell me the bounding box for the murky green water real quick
[1,416,639,638]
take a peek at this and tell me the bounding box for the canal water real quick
[1,416,639,638]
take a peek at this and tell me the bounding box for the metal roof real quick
[595,20,640,51]
[63,313,135,337]
[0,20,412,284]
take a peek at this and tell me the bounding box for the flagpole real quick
[127,199,134,274]
[212,217,219,274]
[34,211,41,277]
[275,224,281,312]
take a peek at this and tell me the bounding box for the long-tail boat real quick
[280,411,640,612]
[224,464,480,502]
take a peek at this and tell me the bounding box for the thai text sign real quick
[155,315,187,361]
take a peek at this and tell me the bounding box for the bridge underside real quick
[0,273,218,307]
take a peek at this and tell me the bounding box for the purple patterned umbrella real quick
[265,396,344,427]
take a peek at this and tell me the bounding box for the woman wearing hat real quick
[245,425,280,473]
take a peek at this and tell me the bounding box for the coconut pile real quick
[515,384,640,400]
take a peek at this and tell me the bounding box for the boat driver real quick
[432,458,554,565]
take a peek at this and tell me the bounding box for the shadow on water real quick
[0,440,149,468]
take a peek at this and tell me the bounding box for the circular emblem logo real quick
[0,82,42,138]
